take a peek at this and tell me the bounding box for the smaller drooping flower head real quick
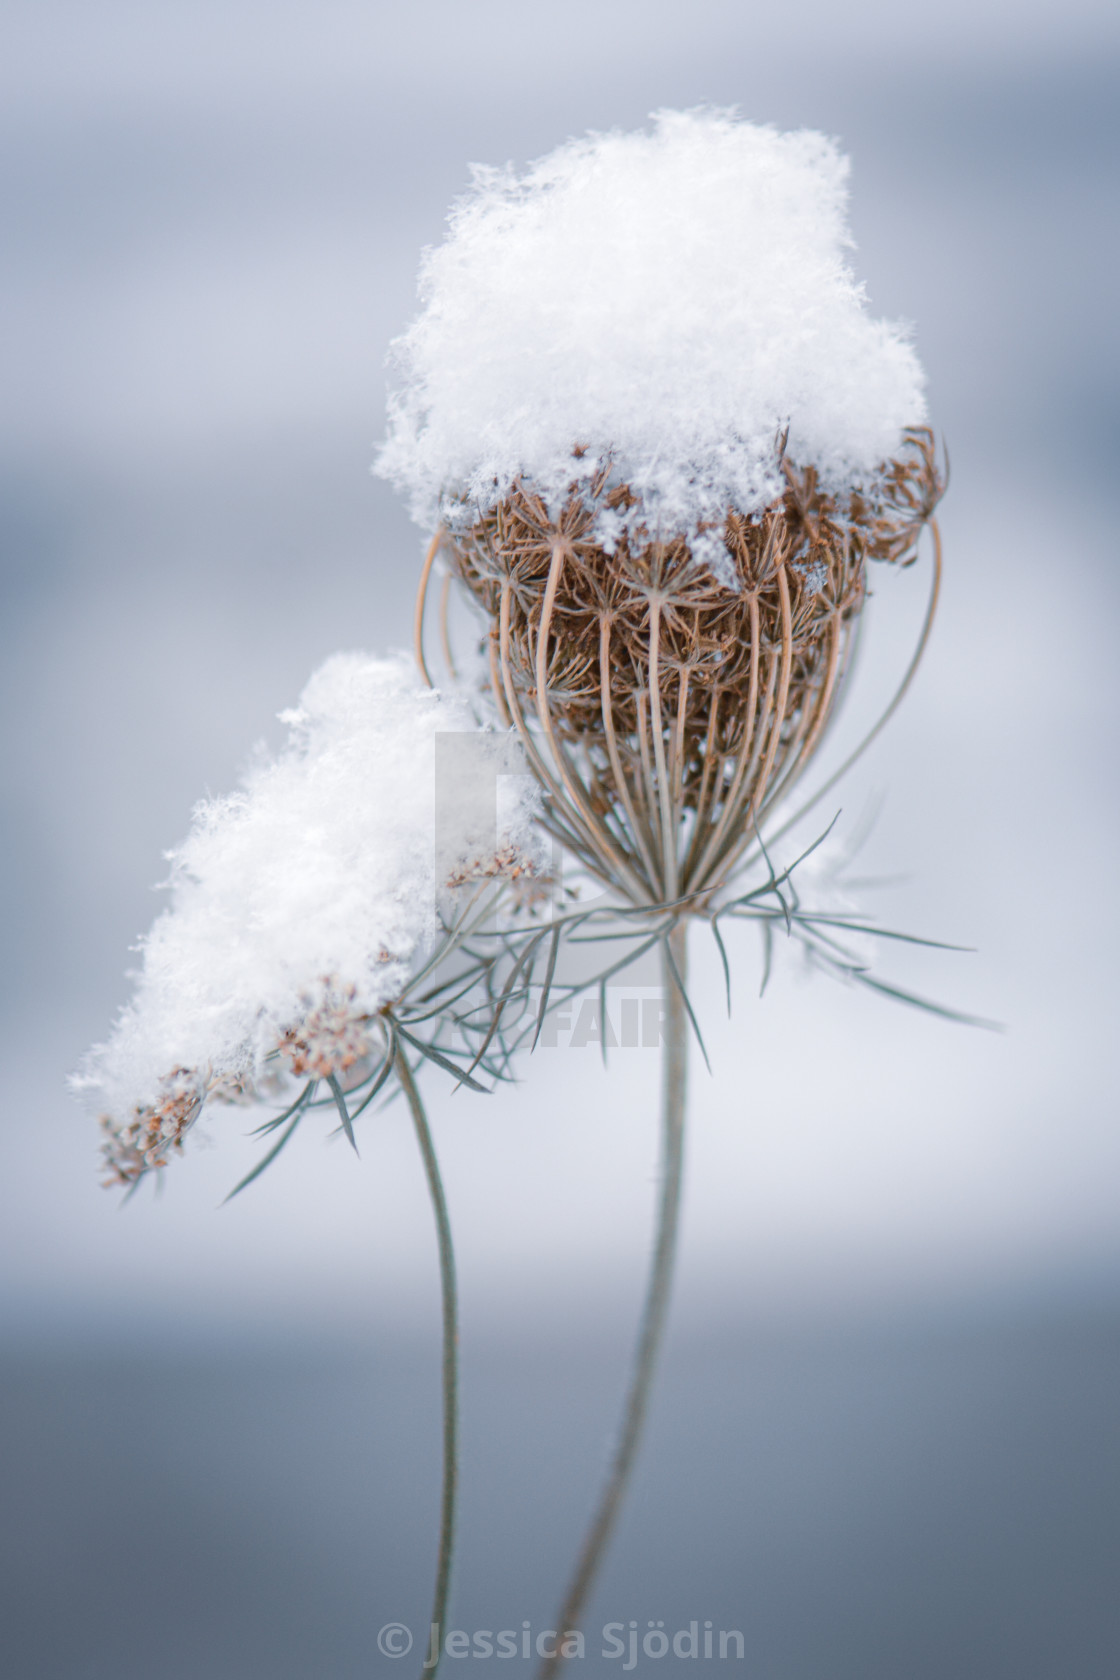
[76,654,544,1181]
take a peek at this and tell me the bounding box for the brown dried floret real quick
[278,980,379,1082]
[435,427,943,904]
[99,1069,205,1186]
[444,843,540,889]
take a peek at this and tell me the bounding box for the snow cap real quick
[75,654,540,1125]
[376,108,926,568]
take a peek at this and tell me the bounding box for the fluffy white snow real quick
[75,654,540,1122]
[376,108,926,577]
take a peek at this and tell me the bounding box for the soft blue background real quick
[1,3,1118,1675]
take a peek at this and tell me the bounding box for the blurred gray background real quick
[2,2,1119,1675]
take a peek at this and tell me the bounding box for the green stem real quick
[395,1045,459,1680]
[538,921,690,1677]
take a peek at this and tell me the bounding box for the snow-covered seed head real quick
[377,110,927,564]
[390,111,943,905]
[76,655,544,1182]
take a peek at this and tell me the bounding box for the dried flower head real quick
[384,110,942,907]
[440,430,941,903]
[76,654,543,1180]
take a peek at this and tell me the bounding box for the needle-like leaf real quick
[326,1074,359,1155]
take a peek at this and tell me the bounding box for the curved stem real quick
[394,1044,459,1680]
[647,597,677,900]
[759,517,943,855]
[600,614,660,892]
[538,921,690,1677]
[414,530,443,689]
[438,570,459,682]
[687,593,761,889]
[534,545,650,903]
[497,581,615,877]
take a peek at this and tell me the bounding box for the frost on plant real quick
[75,654,543,1184]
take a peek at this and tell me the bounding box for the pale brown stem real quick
[686,594,761,883]
[414,529,443,689]
[671,666,690,813]
[488,631,512,728]
[757,611,845,825]
[496,582,594,864]
[759,516,943,854]
[646,598,677,900]
[438,570,458,682]
[635,691,660,870]
[689,594,766,888]
[752,561,795,809]
[534,545,650,901]
[599,614,660,891]
[694,563,792,893]
[684,688,724,875]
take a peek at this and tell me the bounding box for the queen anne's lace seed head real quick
[376,108,926,581]
[395,114,944,910]
[76,654,544,1180]
[440,434,941,904]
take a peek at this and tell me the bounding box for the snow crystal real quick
[75,654,541,1125]
[376,108,926,572]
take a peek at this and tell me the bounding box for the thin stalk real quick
[687,687,723,863]
[534,545,650,902]
[538,920,690,1678]
[647,598,678,900]
[414,529,443,689]
[599,613,660,891]
[671,664,690,814]
[693,563,791,896]
[497,581,614,877]
[686,594,762,888]
[757,610,844,823]
[756,516,944,856]
[437,570,458,681]
[394,1044,459,1680]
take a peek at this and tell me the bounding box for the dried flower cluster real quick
[77,655,543,1184]
[278,981,382,1083]
[99,1070,205,1187]
[440,429,942,904]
